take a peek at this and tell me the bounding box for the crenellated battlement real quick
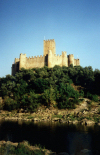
[15,58,19,63]
[12,39,80,75]
[44,39,54,42]
[68,54,74,57]
[26,55,44,59]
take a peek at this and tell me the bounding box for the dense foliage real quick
[0,65,99,111]
[0,142,45,155]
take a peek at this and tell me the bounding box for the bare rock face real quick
[32,118,40,121]
[72,120,78,124]
[85,120,95,126]
[81,119,95,126]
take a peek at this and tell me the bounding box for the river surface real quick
[0,120,100,154]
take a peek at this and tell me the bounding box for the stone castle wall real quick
[24,55,45,69]
[12,39,80,75]
[48,51,68,68]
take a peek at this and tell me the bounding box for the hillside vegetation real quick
[0,65,100,112]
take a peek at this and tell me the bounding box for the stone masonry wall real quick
[12,39,80,75]
[19,53,45,70]
[48,51,68,68]
[26,55,45,69]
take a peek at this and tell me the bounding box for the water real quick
[0,120,100,154]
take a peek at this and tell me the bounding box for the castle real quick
[12,39,80,76]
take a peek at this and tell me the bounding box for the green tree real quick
[42,87,56,106]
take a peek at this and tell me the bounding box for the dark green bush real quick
[41,87,56,106]
[0,143,46,155]
[0,65,100,111]
[28,92,41,111]
[4,97,18,111]
[15,144,32,155]
[92,95,98,102]
[57,98,76,109]
[86,92,92,99]
[86,92,98,102]
[79,90,84,97]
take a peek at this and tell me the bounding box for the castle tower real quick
[76,59,80,66]
[62,51,68,67]
[19,53,26,70]
[12,39,80,75]
[43,39,56,56]
[68,54,74,66]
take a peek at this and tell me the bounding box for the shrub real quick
[29,78,49,94]
[15,143,32,155]
[4,97,18,111]
[86,92,92,99]
[92,95,98,102]
[66,99,76,109]
[79,90,84,97]
[21,94,29,108]
[57,98,76,109]
[41,87,56,106]
[28,92,41,111]
[86,92,98,102]
[57,99,68,109]
[0,142,45,155]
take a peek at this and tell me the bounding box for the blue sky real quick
[0,0,100,77]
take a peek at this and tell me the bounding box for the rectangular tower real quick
[43,39,56,56]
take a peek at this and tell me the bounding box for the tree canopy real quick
[0,65,99,111]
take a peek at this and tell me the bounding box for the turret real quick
[62,51,68,67]
[76,59,80,66]
[19,53,26,69]
[68,54,74,66]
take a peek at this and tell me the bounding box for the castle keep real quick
[12,39,80,75]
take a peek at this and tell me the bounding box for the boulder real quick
[80,119,95,126]
[41,117,47,121]
[85,120,95,126]
[52,118,61,122]
[59,119,67,123]
[98,122,100,126]
[72,120,78,124]
[32,118,40,121]
[68,120,73,124]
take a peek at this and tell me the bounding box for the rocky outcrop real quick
[0,141,54,155]
[81,119,95,126]
[0,141,99,155]
[0,98,100,126]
